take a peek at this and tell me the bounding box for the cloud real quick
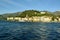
[1,0,25,7]
[0,0,32,10]
[0,0,25,11]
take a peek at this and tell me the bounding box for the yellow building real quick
[7,17,22,21]
[32,16,40,22]
[40,16,52,22]
[29,18,33,21]
[14,17,21,21]
[40,12,45,14]
[59,18,60,21]
[7,16,52,22]
[7,17,14,21]
[22,18,28,21]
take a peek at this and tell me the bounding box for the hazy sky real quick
[0,0,60,14]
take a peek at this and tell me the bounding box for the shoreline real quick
[6,20,60,23]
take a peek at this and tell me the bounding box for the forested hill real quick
[19,10,53,17]
[0,10,60,20]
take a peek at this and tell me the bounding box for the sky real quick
[0,0,60,14]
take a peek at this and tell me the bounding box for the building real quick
[40,16,52,22]
[14,17,21,21]
[7,17,14,21]
[22,17,28,21]
[32,16,40,22]
[29,17,33,21]
[40,12,45,14]
[7,17,23,22]
[58,18,60,21]
[7,16,53,22]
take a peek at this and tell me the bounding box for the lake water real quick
[0,20,60,40]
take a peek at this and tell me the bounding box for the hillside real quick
[0,10,60,20]
[19,10,53,17]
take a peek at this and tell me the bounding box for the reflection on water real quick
[0,21,60,40]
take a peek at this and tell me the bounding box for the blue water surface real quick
[0,20,60,40]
